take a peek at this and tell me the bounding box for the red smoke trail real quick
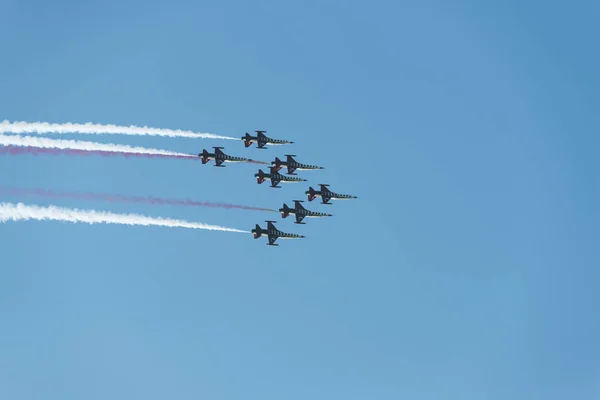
[0,145,198,160]
[0,187,277,212]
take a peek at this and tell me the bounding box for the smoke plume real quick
[0,120,236,140]
[0,202,248,233]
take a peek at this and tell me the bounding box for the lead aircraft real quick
[255,167,307,188]
[252,220,304,246]
[271,155,324,175]
[280,200,333,224]
[199,147,255,167]
[242,130,294,149]
[306,184,358,204]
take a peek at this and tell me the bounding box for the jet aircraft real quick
[280,200,333,224]
[255,167,307,188]
[242,130,294,149]
[271,155,324,175]
[199,147,255,167]
[252,220,304,246]
[306,184,358,204]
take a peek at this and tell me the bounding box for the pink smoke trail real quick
[0,145,198,160]
[0,187,276,212]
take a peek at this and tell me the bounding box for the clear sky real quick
[1,1,599,399]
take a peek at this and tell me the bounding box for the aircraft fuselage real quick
[289,209,331,218]
[265,173,305,183]
[309,191,356,200]
[205,154,248,162]
[274,162,323,170]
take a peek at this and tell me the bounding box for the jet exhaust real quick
[246,160,270,165]
[0,187,277,212]
[0,202,249,233]
[0,120,237,140]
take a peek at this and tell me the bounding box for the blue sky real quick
[1,0,599,399]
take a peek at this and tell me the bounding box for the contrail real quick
[0,187,277,212]
[0,202,249,233]
[0,120,237,140]
[0,133,197,159]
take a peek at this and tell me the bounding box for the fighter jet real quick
[280,200,333,224]
[306,184,358,204]
[199,147,255,167]
[242,130,294,149]
[255,167,307,188]
[271,155,324,175]
[252,220,305,246]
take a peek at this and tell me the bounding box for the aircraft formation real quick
[199,129,357,246]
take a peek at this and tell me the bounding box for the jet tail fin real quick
[243,133,253,147]
[200,149,210,164]
[307,186,317,202]
[281,203,291,218]
[253,225,262,238]
[271,157,284,172]
[256,169,265,184]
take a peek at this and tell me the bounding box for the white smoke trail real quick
[0,202,249,233]
[0,120,237,140]
[0,134,192,157]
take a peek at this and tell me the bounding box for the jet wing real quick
[321,193,332,204]
[215,158,225,167]
[270,176,281,187]
[268,235,278,245]
[295,213,305,224]
[267,221,277,231]
[287,165,297,174]
[294,201,305,210]
[319,184,331,193]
